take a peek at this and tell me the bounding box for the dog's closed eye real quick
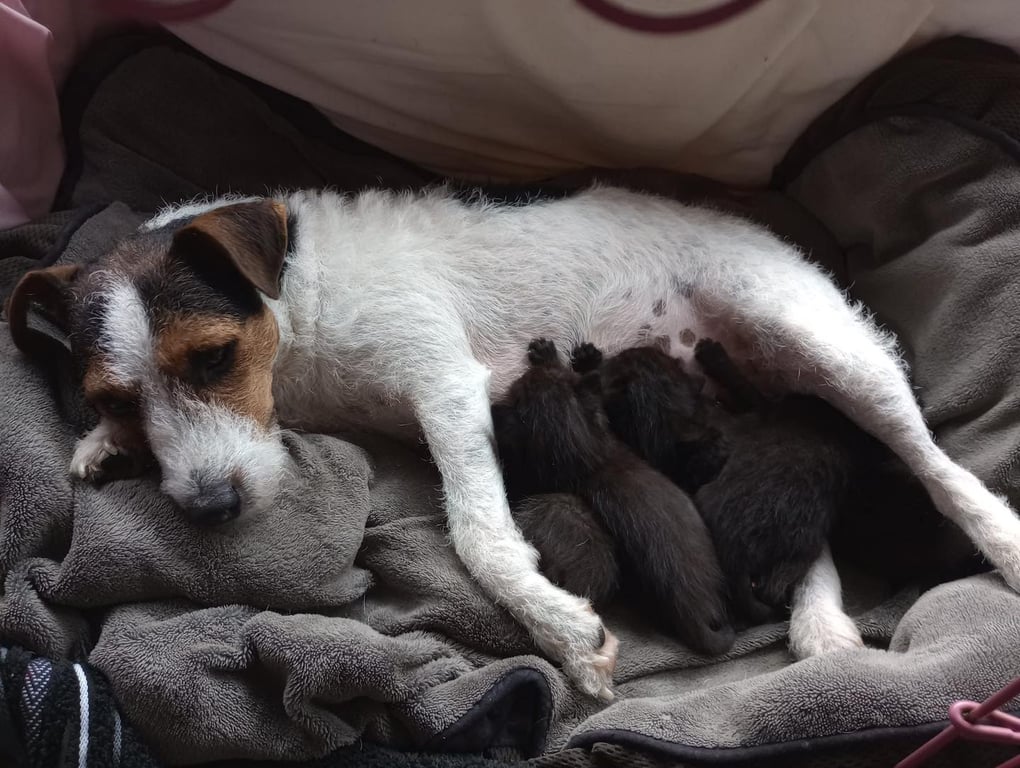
[96,394,138,419]
[188,340,237,387]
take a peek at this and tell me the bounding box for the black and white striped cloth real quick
[0,645,625,768]
[0,646,157,768]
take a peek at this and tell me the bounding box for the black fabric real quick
[0,646,159,768]
[52,29,437,214]
[57,32,434,211]
[428,669,553,757]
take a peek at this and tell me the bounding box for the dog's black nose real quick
[183,483,241,526]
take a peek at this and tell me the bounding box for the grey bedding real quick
[1,32,1019,766]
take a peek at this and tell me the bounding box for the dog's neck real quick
[265,191,347,368]
[261,190,418,434]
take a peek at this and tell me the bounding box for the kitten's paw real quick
[693,337,727,367]
[527,338,559,366]
[570,342,604,374]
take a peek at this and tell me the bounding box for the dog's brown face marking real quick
[154,309,279,427]
[652,299,666,317]
[69,221,281,426]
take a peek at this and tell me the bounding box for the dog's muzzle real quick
[180,472,242,525]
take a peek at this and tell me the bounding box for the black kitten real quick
[492,338,734,655]
[595,338,977,626]
[511,493,619,607]
[691,339,858,623]
[575,343,727,495]
[694,340,984,611]
[589,340,853,624]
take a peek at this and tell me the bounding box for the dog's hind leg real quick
[788,544,863,657]
[731,268,1020,596]
[407,343,618,700]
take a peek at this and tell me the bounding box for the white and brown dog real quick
[7,186,1020,700]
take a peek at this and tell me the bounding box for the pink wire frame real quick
[896,676,1020,768]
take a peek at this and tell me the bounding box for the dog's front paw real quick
[69,424,144,484]
[530,599,618,701]
[561,627,619,702]
[788,605,864,659]
[527,338,559,366]
[570,342,603,374]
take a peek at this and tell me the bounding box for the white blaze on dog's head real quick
[7,200,293,525]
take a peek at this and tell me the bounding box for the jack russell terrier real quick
[7,185,1020,700]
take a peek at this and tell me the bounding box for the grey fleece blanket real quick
[2,31,1020,766]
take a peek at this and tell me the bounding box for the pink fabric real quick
[0,1,104,230]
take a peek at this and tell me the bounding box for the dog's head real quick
[5,200,291,524]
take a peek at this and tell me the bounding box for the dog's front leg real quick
[70,418,151,483]
[410,356,618,700]
[788,544,863,658]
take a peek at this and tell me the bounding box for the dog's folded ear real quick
[4,264,80,367]
[171,200,288,300]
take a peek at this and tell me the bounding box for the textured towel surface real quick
[1,32,1019,767]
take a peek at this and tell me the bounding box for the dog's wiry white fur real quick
[84,184,1020,698]
[102,279,153,384]
[140,193,260,232]
[788,544,863,657]
[146,398,291,517]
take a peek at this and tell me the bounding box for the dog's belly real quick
[274,301,746,440]
[478,288,758,400]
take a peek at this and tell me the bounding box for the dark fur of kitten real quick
[510,493,619,607]
[592,338,981,626]
[492,338,734,655]
[572,344,726,495]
